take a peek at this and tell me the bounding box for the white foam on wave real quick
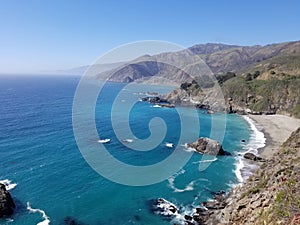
[155,198,195,224]
[192,158,218,164]
[234,157,244,183]
[243,116,266,155]
[182,143,195,152]
[168,177,196,193]
[234,116,266,183]
[167,169,194,193]
[0,179,17,191]
[27,202,50,225]
[155,198,179,217]
[122,138,134,143]
[171,206,197,225]
[153,104,161,108]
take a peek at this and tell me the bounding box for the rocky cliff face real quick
[0,183,15,217]
[207,127,300,225]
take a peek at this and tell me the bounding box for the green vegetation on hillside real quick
[255,128,300,224]
[221,74,300,117]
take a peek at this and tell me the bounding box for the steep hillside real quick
[222,75,300,117]
[207,127,300,224]
[92,41,300,117]
[95,40,300,83]
[165,75,300,118]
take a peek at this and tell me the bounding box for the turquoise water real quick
[0,75,251,225]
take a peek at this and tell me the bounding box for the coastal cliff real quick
[207,127,300,224]
[164,75,300,118]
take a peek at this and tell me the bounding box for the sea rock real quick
[0,183,15,217]
[184,215,193,221]
[187,137,231,156]
[141,96,169,104]
[243,153,266,162]
[152,198,178,217]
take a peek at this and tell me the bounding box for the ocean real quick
[0,75,265,225]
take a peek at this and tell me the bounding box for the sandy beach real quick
[248,114,300,158]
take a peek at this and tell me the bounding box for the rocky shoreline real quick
[153,125,300,225]
[152,136,268,225]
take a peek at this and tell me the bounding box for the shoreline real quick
[247,114,300,159]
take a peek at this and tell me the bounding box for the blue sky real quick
[1,0,300,73]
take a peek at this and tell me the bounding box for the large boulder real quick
[243,153,266,162]
[0,183,15,217]
[187,137,230,155]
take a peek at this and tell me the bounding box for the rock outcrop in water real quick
[152,198,178,217]
[0,183,15,217]
[243,152,266,162]
[187,137,231,156]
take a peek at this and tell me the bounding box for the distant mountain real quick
[94,40,300,84]
[57,61,126,76]
[159,41,300,117]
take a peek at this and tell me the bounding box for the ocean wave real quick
[242,116,266,155]
[168,177,196,193]
[182,143,195,152]
[234,156,244,183]
[122,138,134,143]
[152,104,161,108]
[0,179,17,191]
[171,206,197,225]
[167,169,195,193]
[234,116,266,183]
[153,198,196,224]
[5,218,14,223]
[192,158,218,164]
[27,202,50,225]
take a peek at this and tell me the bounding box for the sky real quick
[0,0,300,73]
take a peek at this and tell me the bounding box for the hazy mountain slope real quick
[59,61,126,75]
[94,40,300,84]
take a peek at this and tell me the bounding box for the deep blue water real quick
[0,75,251,225]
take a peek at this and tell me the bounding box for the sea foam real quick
[27,202,50,225]
[234,116,266,183]
[0,179,17,191]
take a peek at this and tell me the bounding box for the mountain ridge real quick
[92,40,300,84]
